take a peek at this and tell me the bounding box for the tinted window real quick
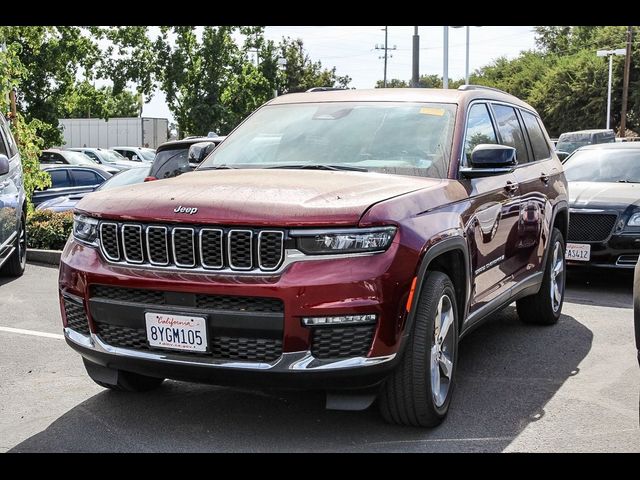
[71,169,103,186]
[0,118,17,157]
[48,169,72,188]
[492,104,529,163]
[119,150,134,160]
[83,151,100,162]
[464,103,498,164]
[40,152,66,164]
[0,130,8,157]
[521,111,550,161]
[152,147,190,179]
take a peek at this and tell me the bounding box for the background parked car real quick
[33,165,111,207]
[556,129,615,160]
[68,147,141,171]
[146,136,225,181]
[37,165,150,213]
[39,148,120,175]
[0,114,27,277]
[564,142,640,269]
[111,146,156,162]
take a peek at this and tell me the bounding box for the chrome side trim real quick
[257,230,284,271]
[0,231,17,252]
[172,227,196,268]
[64,329,396,372]
[146,226,170,266]
[199,228,224,269]
[121,224,144,264]
[99,222,120,261]
[227,229,253,270]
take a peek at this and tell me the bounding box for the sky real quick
[142,26,537,123]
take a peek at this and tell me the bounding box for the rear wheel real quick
[379,271,458,427]
[1,212,26,277]
[83,358,164,392]
[516,227,565,325]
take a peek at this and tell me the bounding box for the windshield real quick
[198,102,456,178]
[98,166,150,190]
[101,150,127,163]
[65,151,98,166]
[139,148,156,161]
[564,149,640,183]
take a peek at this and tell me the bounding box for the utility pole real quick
[620,26,633,137]
[375,26,396,87]
[443,26,449,89]
[411,26,420,87]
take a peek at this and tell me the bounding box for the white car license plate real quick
[145,312,208,352]
[565,243,591,262]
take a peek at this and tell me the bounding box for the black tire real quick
[379,271,459,427]
[1,212,26,277]
[83,359,164,392]
[516,227,565,325]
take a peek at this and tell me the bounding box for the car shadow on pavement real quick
[10,308,592,453]
[565,268,633,309]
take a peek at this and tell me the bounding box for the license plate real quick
[145,312,208,352]
[565,243,591,262]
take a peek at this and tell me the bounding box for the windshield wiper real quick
[198,164,237,170]
[266,164,368,172]
[617,179,639,183]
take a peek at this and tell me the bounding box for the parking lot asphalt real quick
[0,263,638,452]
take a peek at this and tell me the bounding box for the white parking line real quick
[0,326,64,340]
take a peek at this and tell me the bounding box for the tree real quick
[59,82,141,119]
[375,74,463,89]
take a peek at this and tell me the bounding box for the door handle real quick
[504,181,518,193]
[540,172,550,183]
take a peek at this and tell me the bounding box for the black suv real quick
[0,115,26,277]
[146,136,225,181]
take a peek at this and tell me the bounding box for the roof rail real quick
[458,84,510,95]
[305,87,347,93]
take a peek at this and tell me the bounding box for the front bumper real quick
[567,233,640,269]
[59,236,416,388]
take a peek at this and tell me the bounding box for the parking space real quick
[0,263,638,452]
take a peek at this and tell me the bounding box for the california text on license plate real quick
[565,243,591,262]
[145,312,208,352]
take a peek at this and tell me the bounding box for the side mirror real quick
[556,151,570,162]
[188,142,217,165]
[0,154,9,176]
[460,144,517,179]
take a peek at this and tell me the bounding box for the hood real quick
[37,194,84,212]
[569,181,640,209]
[113,159,144,169]
[76,169,442,226]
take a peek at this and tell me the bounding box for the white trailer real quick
[58,117,169,149]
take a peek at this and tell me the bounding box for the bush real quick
[27,210,74,250]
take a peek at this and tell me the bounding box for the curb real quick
[26,249,62,266]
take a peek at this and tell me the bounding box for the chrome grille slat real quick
[98,222,284,273]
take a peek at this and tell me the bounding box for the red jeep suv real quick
[59,87,569,427]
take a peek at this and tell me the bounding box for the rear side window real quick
[464,103,498,164]
[48,169,72,188]
[40,152,65,164]
[151,147,190,179]
[521,111,551,161]
[71,169,103,186]
[492,104,529,164]
[0,118,18,157]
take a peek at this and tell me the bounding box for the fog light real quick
[302,314,377,326]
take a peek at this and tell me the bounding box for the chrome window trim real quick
[257,230,284,271]
[146,225,170,266]
[99,222,120,261]
[228,229,253,270]
[172,227,196,268]
[121,224,144,264]
[199,228,224,269]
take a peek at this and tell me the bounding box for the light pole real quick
[443,27,449,88]
[451,26,481,85]
[597,48,626,130]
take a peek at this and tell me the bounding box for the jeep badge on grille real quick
[174,206,198,215]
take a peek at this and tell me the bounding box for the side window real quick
[71,169,102,186]
[48,170,71,188]
[0,118,17,157]
[464,103,498,164]
[83,151,100,162]
[121,150,134,160]
[521,111,551,161]
[0,128,8,157]
[492,104,530,164]
[39,152,54,164]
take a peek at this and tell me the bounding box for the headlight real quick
[73,214,99,245]
[628,213,640,227]
[290,227,396,255]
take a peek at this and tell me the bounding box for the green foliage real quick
[375,74,463,89]
[59,81,140,120]
[26,209,73,250]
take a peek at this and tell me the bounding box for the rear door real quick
[461,102,521,314]
[34,169,73,206]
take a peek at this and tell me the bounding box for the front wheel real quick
[0,212,26,277]
[516,227,565,325]
[379,271,459,427]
